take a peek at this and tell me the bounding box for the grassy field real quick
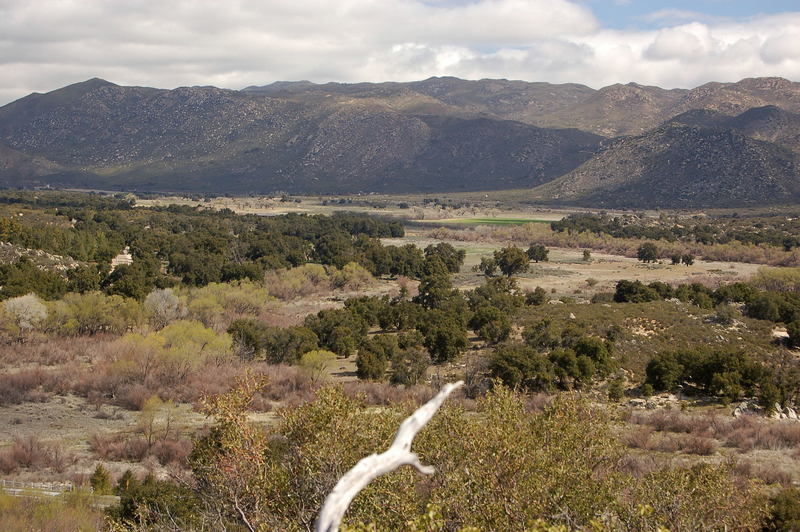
[414,217,553,225]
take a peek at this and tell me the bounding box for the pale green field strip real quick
[415,217,551,225]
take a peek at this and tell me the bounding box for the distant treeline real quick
[0,191,431,300]
[552,213,800,250]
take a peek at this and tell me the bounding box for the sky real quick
[1,0,799,105]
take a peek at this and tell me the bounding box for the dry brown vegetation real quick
[0,490,104,531]
[427,223,800,266]
[622,408,800,486]
[0,435,75,474]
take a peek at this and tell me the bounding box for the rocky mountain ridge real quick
[0,76,798,206]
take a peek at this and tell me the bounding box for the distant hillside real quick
[0,76,799,205]
[0,79,601,194]
[533,124,800,208]
[246,76,800,137]
[669,105,800,153]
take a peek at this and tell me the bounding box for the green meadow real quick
[424,217,551,225]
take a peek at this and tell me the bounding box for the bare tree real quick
[316,381,463,532]
[3,293,47,335]
[144,288,186,329]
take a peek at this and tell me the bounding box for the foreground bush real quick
[0,489,103,531]
[111,379,768,530]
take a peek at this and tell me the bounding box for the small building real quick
[110,246,133,271]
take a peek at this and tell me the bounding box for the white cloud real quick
[0,0,798,105]
[639,9,728,26]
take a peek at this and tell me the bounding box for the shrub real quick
[0,435,73,473]
[330,262,373,290]
[468,305,511,344]
[766,488,800,530]
[390,347,431,386]
[526,286,548,306]
[180,380,766,531]
[90,463,112,495]
[614,280,659,303]
[636,242,658,263]
[47,291,143,335]
[0,490,104,530]
[3,293,47,333]
[144,288,186,329]
[299,350,337,383]
[355,350,387,381]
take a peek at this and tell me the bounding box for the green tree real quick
[468,305,511,344]
[494,246,529,277]
[390,347,430,385]
[468,277,525,314]
[414,261,462,311]
[475,256,498,277]
[608,375,625,401]
[645,352,684,392]
[614,280,660,303]
[419,310,469,363]
[0,257,67,300]
[490,343,555,391]
[636,242,659,263]
[766,488,800,531]
[424,242,465,273]
[526,286,548,306]
[355,350,387,381]
[115,469,139,496]
[523,319,561,350]
[526,244,549,263]
[789,320,800,348]
[66,265,103,293]
[90,463,112,495]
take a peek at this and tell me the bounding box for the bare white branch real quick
[315,380,463,532]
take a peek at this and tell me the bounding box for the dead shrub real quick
[0,436,74,473]
[723,419,800,451]
[525,393,555,413]
[0,452,20,474]
[681,435,717,455]
[256,363,314,402]
[343,381,435,406]
[89,433,157,462]
[0,370,51,406]
[618,454,660,477]
[115,383,152,411]
[652,433,683,453]
[625,426,654,450]
[150,439,192,466]
[755,467,793,487]
[643,410,714,435]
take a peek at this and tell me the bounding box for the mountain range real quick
[0,76,799,207]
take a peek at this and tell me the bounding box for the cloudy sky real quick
[1,0,799,105]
